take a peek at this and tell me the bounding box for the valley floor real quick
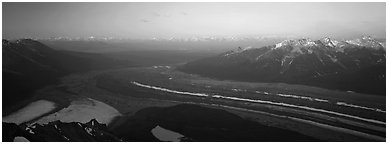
[3,65,386,141]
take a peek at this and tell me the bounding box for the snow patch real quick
[25,127,35,134]
[152,66,171,69]
[336,102,385,113]
[255,91,329,103]
[276,93,329,103]
[275,42,283,49]
[132,81,208,97]
[232,88,246,92]
[85,127,94,136]
[255,91,270,95]
[131,81,384,125]
[63,135,70,141]
[211,94,384,125]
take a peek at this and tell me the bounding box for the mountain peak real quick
[274,38,317,49]
[346,36,384,49]
[361,35,374,40]
[320,37,342,48]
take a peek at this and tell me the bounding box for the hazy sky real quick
[2,2,386,39]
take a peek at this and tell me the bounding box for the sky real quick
[2,2,386,39]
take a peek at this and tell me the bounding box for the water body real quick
[34,98,121,125]
[3,100,56,124]
[151,125,185,142]
[13,136,30,142]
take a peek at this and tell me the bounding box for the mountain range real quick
[2,39,132,114]
[178,36,386,95]
[36,35,292,53]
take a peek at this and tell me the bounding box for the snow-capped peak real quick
[274,40,294,49]
[346,36,384,49]
[274,38,317,49]
[274,36,385,50]
[275,42,284,48]
[321,37,340,48]
[361,36,374,40]
[225,36,385,57]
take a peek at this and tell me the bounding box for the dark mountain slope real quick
[2,39,132,114]
[3,119,122,142]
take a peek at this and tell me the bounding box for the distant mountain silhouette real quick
[178,36,386,95]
